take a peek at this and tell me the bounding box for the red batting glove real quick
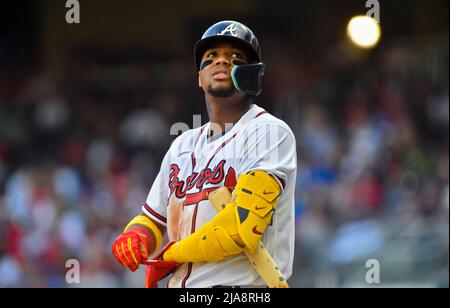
[144,241,180,288]
[112,228,152,272]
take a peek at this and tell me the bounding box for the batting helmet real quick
[194,20,262,69]
[194,20,265,96]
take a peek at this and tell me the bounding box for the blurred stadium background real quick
[0,0,448,288]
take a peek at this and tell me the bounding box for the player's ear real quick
[198,74,202,88]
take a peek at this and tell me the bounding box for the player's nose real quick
[214,54,231,66]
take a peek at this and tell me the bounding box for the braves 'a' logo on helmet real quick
[217,23,239,37]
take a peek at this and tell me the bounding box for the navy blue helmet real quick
[194,20,262,70]
[194,21,265,96]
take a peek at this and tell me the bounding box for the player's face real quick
[198,42,249,97]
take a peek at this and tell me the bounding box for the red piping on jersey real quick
[191,155,196,170]
[181,263,193,288]
[255,111,268,118]
[205,133,237,168]
[143,203,167,224]
[191,203,200,234]
[275,175,286,189]
[191,126,206,170]
[181,201,200,288]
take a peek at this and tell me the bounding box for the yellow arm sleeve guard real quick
[163,170,281,263]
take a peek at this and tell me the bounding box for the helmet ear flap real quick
[231,63,265,96]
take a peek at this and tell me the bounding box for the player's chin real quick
[208,83,236,98]
[210,78,233,89]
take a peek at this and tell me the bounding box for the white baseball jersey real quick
[142,104,297,287]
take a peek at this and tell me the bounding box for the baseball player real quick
[112,20,297,288]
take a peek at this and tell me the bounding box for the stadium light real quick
[347,15,381,49]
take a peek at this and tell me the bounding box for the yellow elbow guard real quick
[232,170,281,253]
[163,170,281,263]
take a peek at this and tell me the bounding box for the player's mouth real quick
[211,69,231,81]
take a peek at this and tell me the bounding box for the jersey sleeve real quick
[237,123,297,190]
[142,150,171,226]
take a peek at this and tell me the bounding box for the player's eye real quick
[231,53,243,59]
[207,51,217,58]
[231,53,246,66]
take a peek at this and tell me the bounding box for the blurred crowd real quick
[1,26,448,287]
